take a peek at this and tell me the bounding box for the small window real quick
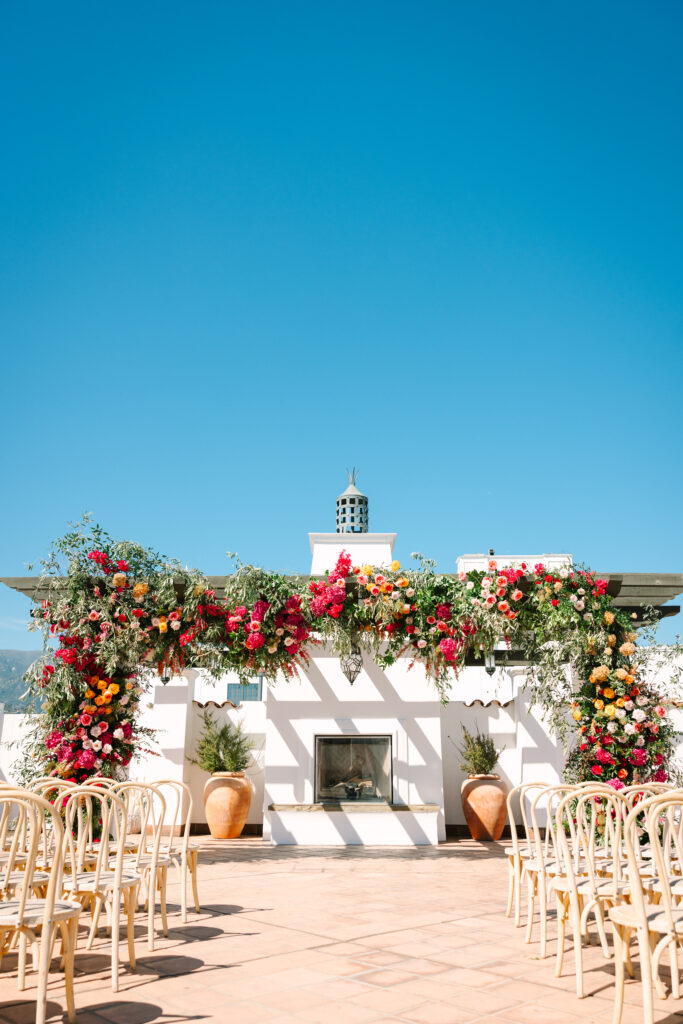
[227,678,263,703]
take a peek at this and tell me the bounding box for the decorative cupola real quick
[335,468,369,534]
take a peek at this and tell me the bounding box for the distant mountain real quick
[0,650,43,712]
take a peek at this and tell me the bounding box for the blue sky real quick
[1,2,682,649]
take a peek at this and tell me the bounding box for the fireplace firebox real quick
[315,735,392,803]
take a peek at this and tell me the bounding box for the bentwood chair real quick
[550,786,629,997]
[504,781,547,927]
[61,787,140,991]
[113,781,169,950]
[0,790,81,1024]
[148,778,200,923]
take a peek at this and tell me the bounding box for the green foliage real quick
[457,724,502,776]
[190,711,254,774]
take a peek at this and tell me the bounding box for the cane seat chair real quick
[148,778,200,923]
[61,787,140,991]
[504,781,547,927]
[113,781,169,950]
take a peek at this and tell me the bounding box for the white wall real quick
[0,710,31,783]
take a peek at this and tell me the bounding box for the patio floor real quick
[1,837,682,1024]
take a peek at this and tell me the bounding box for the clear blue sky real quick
[1,1,682,649]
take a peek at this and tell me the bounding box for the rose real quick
[591,764,603,776]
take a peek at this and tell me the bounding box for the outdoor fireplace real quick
[315,735,392,803]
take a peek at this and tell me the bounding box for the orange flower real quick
[133,582,149,601]
[85,689,95,699]
[108,683,120,695]
[604,611,615,625]
[103,692,112,703]
[594,699,604,710]
[94,695,106,706]
[397,578,409,588]
[603,687,615,699]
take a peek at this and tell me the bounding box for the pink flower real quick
[79,713,92,726]
[607,777,625,791]
[248,621,262,632]
[46,730,63,750]
[458,571,467,581]
[655,705,666,718]
[511,590,523,602]
[653,768,668,782]
[88,611,100,621]
[497,601,510,613]
[485,595,496,606]
[245,632,265,651]
[488,560,497,570]
[439,638,458,661]
[629,749,647,767]
[595,747,614,765]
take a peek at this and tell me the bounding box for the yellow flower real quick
[108,683,120,695]
[603,687,615,699]
[193,585,204,598]
[397,578,409,588]
[97,679,107,690]
[616,697,625,708]
[390,560,400,572]
[594,699,605,710]
[604,611,615,625]
[572,709,582,721]
[125,681,134,690]
[615,668,628,680]
[111,572,127,587]
[133,582,149,601]
[608,634,617,646]
[604,704,616,718]
[362,565,373,576]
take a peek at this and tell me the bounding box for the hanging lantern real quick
[341,641,363,684]
[484,650,496,676]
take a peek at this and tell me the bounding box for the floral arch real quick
[13,520,678,790]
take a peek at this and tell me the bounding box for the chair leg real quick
[506,856,515,917]
[612,922,626,1024]
[158,867,168,936]
[594,902,611,959]
[147,869,155,952]
[61,918,77,1024]
[670,935,680,999]
[17,930,27,990]
[189,849,200,913]
[570,894,585,998]
[111,894,120,993]
[539,875,548,959]
[87,895,104,950]
[555,891,567,977]
[126,886,137,971]
[637,925,655,1024]
[525,873,536,945]
[179,853,188,924]
[514,859,523,927]
[35,922,55,1024]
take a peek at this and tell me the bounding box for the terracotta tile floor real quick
[2,837,683,1023]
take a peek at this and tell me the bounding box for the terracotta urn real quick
[460,774,508,841]
[204,772,253,839]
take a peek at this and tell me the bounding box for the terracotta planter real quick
[204,772,253,839]
[460,774,508,841]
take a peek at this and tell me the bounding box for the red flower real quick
[551,599,559,607]
[591,764,603,776]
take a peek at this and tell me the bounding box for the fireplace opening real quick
[315,735,392,803]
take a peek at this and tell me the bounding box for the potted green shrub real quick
[190,711,255,839]
[457,724,507,841]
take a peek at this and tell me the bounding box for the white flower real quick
[583,613,592,621]
[171,621,180,630]
[623,700,634,711]
[284,637,294,647]
[391,591,400,600]
[559,568,569,578]
[406,588,415,597]
[119,696,129,705]
[569,594,577,603]
[615,708,626,719]
[102,743,112,754]
[414,627,421,635]
[267,645,277,653]
[554,581,562,591]
[637,696,648,707]
[633,709,646,722]
[417,639,427,648]
[624,722,636,734]
[113,728,124,740]
[90,724,102,737]
[92,740,102,752]
[466,581,474,590]
[575,600,585,611]
[406,617,413,625]
[606,722,617,733]
[275,628,284,636]
[636,737,645,747]
[82,739,93,749]
[577,588,586,596]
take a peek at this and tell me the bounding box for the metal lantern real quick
[484,650,496,676]
[341,642,363,684]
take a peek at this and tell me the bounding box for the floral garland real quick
[19,520,678,790]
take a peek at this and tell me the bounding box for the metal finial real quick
[346,466,358,486]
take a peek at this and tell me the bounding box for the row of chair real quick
[504,780,683,1024]
[0,775,201,1024]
